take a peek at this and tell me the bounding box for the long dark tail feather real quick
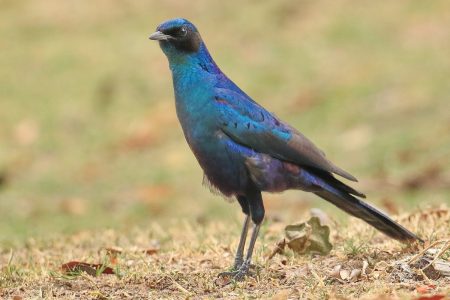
[313,189,422,243]
[307,167,366,198]
[306,168,422,243]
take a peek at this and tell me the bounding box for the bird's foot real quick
[233,257,244,270]
[217,260,254,281]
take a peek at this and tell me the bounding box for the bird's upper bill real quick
[149,18,197,41]
[149,31,171,41]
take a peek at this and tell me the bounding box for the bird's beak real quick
[149,31,171,41]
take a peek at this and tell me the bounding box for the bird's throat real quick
[166,42,221,76]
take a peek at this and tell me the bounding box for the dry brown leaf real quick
[284,217,332,255]
[214,275,232,287]
[144,247,159,255]
[416,284,436,294]
[61,261,115,276]
[416,295,446,300]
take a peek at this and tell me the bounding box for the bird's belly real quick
[187,128,320,196]
[188,131,254,197]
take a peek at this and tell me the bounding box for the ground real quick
[0,0,449,299]
[1,207,449,299]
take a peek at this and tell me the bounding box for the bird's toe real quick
[217,261,254,282]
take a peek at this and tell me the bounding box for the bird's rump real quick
[214,89,357,182]
[243,151,364,197]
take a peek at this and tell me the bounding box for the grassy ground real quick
[0,0,449,298]
[1,207,449,299]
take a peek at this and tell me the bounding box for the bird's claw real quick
[217,261,254,281]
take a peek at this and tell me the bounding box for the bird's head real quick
[149,18,202,59]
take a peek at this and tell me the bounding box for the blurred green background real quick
[0,0,449,244]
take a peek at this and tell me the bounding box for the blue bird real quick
[149,18,422,280]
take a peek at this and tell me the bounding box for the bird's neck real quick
[168,43,221,76]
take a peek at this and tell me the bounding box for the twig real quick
[7,248,14,266]
[267,239,286,261]
[422,241,450,270]
[308,263,325,288]
[418,268,433,285]
[172,279,192,296]
[408,240,449,264]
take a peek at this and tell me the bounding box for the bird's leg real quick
[231,195,251,269]
[217,221,260,280]
[218,189,264,281]
[218,196,250,278]
[232,188,264,280]
[233,214,251,269]
[231,222,261,280]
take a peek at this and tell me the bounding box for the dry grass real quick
[1,206,449,299]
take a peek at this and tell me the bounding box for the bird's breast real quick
[170,66,250,196]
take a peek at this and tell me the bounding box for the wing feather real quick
[214,89,357,181]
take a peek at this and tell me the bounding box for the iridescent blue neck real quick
[165,42,221,75]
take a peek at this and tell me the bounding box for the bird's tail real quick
[308,169,422,243]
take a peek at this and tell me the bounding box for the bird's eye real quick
[178,27,187,37]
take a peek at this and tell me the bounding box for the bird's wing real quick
[215,88,357,181]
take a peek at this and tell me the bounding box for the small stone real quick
[340,269,350,280]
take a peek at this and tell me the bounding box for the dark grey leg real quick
[233,215,251,269]
[218,187,264,281]
[244,222,261,264]
[232,222,261,280]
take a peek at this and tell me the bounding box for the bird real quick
[149,18,422,280]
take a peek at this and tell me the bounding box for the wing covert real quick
[214,89,357,181]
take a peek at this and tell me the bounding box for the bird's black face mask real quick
[150,23,201,55]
